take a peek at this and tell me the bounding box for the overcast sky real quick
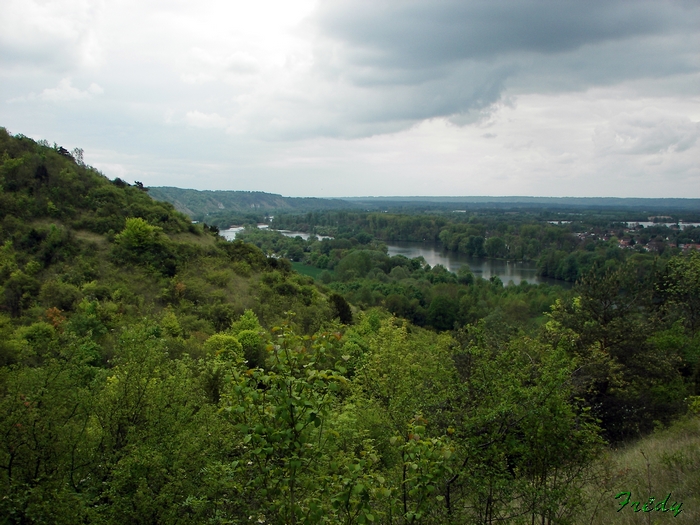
[1,0,699,197]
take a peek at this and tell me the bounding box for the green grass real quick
[291,262,331,280]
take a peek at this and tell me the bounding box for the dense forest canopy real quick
[1,128,699,524]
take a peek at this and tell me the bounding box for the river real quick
[220,228,568,287]
[385,241,566,286]
[220,227,331,241]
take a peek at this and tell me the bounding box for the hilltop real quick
[0,127,342,332]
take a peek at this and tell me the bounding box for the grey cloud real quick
[300,0,700,137]
[510,33,700,93]
[242,60,512,140]
[3,0,699,198]
[314,0,691,71]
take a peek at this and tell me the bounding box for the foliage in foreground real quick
[1,311,608,524]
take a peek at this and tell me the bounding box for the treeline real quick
[238,225,700,439]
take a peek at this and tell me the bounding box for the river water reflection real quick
[221,229,568,287]
[385,241,568,287]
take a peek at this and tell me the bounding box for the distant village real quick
[558,216,700,253]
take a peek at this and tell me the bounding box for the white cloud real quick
[594,109,700,155]
[39,78,103,101]
[180,48,260,85]
[94,162,129,180]
[87,83,104,95]
[185,110,228,129]
[0,0,103,71]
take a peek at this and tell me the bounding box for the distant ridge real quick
[148,187,352,217]
[149,186,700,218]
[342,196,700,210]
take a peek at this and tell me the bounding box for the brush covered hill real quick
[0,127,337,333]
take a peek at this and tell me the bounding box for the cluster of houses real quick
[569,220,700,253]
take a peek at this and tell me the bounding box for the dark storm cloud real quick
[317,0,699,83]
[315,0,692,70]
[243,60,513,140]
[303,0,700,136]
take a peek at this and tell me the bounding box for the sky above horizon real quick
[1,0,699,198]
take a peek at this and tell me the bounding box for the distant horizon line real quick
[149,187,700,201]
[335,196,700,201]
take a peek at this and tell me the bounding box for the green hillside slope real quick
[0,127,333,328]
[577,413,700,524]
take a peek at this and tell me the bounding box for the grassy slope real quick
[577,414,700,524]
[291,261,331,280]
